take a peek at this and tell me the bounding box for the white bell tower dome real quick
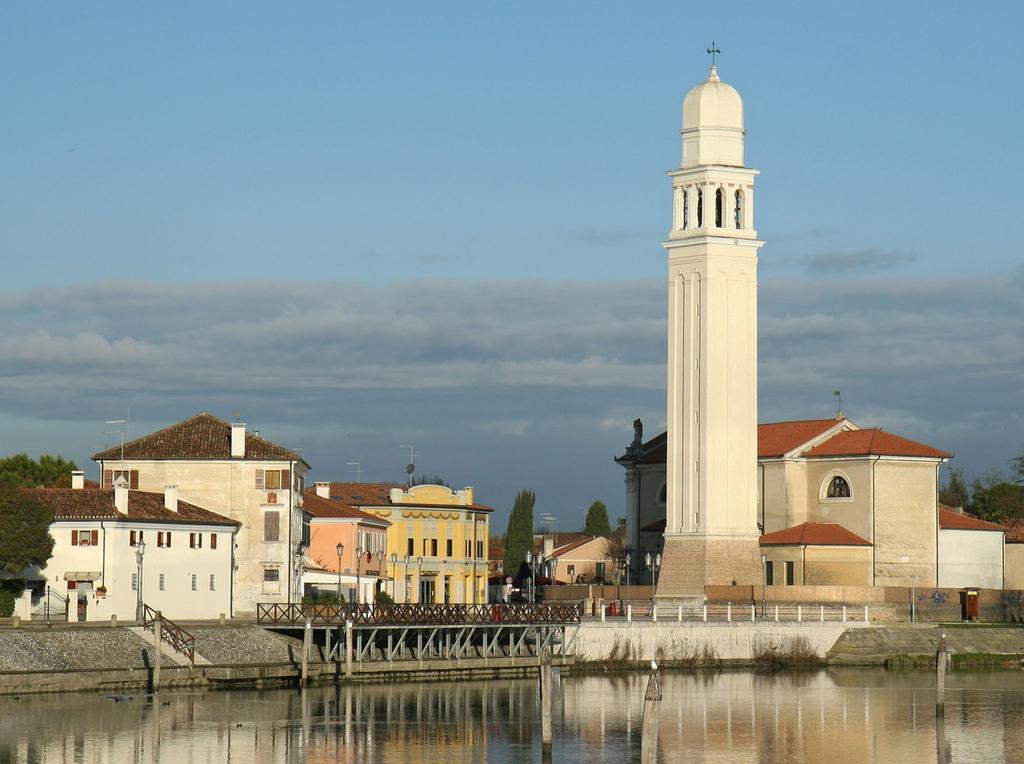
[681,65,745,168]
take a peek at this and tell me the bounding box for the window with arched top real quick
[826,476,851,499]
[682,190,689,229]
[715,188,723,227]
[734,190,743,229]
[696,189,703,227]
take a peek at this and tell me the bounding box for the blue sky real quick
[1,3,1022,529]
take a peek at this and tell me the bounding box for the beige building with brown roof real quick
[619,415,955,590]
[93,413,309,614]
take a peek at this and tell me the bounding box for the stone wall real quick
[572,620,855,662]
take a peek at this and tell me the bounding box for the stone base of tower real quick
[655,535,762,602]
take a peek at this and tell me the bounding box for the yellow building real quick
[309,482,490,604]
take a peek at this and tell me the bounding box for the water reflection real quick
[1,669,1022,763]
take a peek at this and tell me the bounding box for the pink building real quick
[302,492,390,604]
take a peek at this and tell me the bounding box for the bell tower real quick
[657,64,764,600]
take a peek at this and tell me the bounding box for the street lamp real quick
[135,538,146,621]
[390,552,398,601]
[403,554,411,603]
[416,556,423,603]
[335,542,345,604]
[760,552,767,618]
[549,556,559,586]
[625,552,631,589]
[355,544,363,604]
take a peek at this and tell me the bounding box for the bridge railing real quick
[143,604,196,664]
[257,602,582,626]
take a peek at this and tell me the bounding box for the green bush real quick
[0,589,15,618]
[375,590,394,605]
[302,591,343,606]
[0,578,25,596]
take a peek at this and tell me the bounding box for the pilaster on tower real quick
[656,65,765,602]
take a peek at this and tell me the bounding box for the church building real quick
[617,62,968,597]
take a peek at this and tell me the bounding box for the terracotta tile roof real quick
[759,419,842,458]
[759,522,871,547]
[302,492,390,525]
[27,488,239,527]
[802,429,951,460]
[93,413,307,466]
[489,541,505,561]
[1003,518,1024,543]
[308,483,493,512]
[622,419,842,464]
[551,536,606,557]
[311,483,401,506]
[938,506,1005,532]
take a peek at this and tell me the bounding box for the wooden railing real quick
[257,602,582,627]
[142,604,196,664]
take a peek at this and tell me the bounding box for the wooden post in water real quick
[539,647,554,759]
[153,613,162,693]
[640,660,662,764]
[936,632,949,715]
[345,620,354,678]
[301,618,312,684]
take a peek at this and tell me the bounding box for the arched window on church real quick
[715,188,723,227]
[696,189,703,227]
[734,190,743,229]
[826,476,851,499]
[682,190,689,229]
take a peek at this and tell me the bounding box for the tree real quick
[1012,447,1024,484]
[409,475,451,488]
[503,489,535,579]
[583,500,612,538]
[969,481,1024,523]
[0,454,79,488]
[0,485,54,576]
[938,468,970,509]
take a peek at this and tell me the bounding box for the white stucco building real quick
[93,413,309,614]
[937,506,1005,589]
[24,472,238,621]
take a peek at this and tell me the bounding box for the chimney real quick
[230,422,246,458]
[113,475,129,515]
[71,471,85,490]
[543,537,554,556]
[164,485,178,512]
[315,482,331,499]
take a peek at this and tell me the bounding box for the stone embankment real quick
[826,625,1024,666]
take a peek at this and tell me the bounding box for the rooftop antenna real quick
[105,419,128,462]
[401,444,416,486]
[833,390,844,420]
[347,461,362,483]
[706,40,721,67]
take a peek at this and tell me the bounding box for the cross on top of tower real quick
[706,41,721,66]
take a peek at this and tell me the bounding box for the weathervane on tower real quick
[706,41,721,66]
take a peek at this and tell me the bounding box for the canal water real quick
[1,669,1022,763]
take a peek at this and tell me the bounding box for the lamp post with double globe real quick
[135,539,146,622]
[335,542,344,604]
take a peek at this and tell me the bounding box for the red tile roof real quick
[551,536,601,557]
[938,506,1005,532]
[759,522,871,547]
[308,483,493,512]
[93,413,307,465]
[1003,518,1024,543]
[802,429,951,460]
[302,492,390,526]
[27,488,239,527]
[759,419,842,458]
[625,419,843,464]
